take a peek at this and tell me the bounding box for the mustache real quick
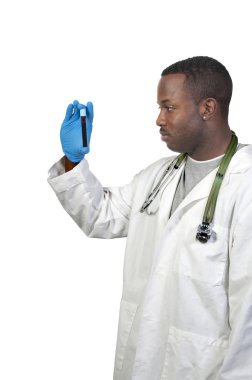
[159,128,169,134]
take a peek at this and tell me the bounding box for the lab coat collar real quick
[170,144,252,217]
[224,144,252,173]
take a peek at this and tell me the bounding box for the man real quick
[48,56,252,379]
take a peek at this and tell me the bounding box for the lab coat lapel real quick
[158,161,221,226]
[171,167,219,217]
[147,161,185,215]
[171,145,252,218]
[157,145,252,224]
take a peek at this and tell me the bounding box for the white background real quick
[0,0,251,379]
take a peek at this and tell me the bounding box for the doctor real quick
[48,56,252,380]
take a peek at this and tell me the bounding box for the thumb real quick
[63,104,73,122]
[72,99,80,120]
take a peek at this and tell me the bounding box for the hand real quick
[60,100,94,162]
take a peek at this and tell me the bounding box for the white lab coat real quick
[48,145,252,380]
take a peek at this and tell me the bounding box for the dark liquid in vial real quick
[81,116,87,147]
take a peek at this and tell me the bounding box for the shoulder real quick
[229,144,252,174]
[129,155,177,195]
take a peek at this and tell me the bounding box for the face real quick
[156,73,206,156]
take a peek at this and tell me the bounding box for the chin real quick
[166,143,183,154]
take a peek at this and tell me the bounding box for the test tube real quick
[80,108,87,147]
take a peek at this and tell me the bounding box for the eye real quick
[165,106,176,111]
[158,105,176,112]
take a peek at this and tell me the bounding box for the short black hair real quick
[161,56,233,118]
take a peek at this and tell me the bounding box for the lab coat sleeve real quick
[218,170,252,379]
[47,157,135,238]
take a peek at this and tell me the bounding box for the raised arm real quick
[48,100,134,239]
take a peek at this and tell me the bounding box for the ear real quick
[199,98,218,121]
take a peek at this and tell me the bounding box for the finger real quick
[86,101,94,122]
[63,104,74,122]
[77,102,86,110]
[73,99,80,119]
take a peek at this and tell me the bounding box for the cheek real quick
[176,111,200,134]
[171,116,189,136]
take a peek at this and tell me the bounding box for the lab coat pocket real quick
[115,299,138,370]
[174,223,229,285]
[161,326,228,380]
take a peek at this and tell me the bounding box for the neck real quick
[188,127,233,161]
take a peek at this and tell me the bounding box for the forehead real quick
[157,73,189,102]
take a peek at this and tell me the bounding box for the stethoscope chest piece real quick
[196,222,217,243]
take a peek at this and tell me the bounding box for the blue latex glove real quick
[60,100,94,162]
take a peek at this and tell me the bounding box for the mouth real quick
[159,129,170,142]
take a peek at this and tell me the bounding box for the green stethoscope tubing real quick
[140,131,238,243]
[202,131,238,225]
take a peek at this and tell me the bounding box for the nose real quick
[156,108,166,127]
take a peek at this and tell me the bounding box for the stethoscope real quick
[140,132,238,243]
